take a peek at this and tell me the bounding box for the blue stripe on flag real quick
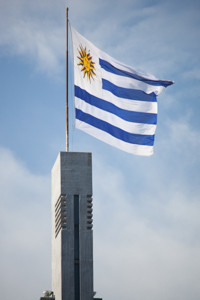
[102,79,157,102]
[76,108,155,146]
[75,86,157,125]
[99,59,174,87]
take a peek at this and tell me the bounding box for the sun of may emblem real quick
[77,45,96,81]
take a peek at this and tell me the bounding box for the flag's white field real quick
[71,26,173,156]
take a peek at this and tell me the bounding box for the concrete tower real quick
[51,152,93,300]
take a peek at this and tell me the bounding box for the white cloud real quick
[1,0,199,79]
[182,68,200,80]
[12,20,64,74]
[0,138,200,300]
[0,147,51,300]
[93,156,200,300]
[159,115,200,166]
[0,0,65,75]
[0,0,200,299]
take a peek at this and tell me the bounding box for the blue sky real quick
[0,0,200,299]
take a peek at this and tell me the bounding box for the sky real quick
[0,0,200,299]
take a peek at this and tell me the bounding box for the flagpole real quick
[66,7,69,151]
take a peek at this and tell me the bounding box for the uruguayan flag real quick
[71,26,173,156]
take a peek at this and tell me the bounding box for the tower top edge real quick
[59,151,92,155]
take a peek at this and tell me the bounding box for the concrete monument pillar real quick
[51,152,93,300]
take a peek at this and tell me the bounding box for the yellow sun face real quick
[77,45,96,81]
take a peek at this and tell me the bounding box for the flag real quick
[71,26,173,156]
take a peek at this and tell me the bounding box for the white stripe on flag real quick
[102,89,158,114]
[75,97,157,135]
[101,68,165,95]
[75,84,158,114]
[76,119,154,156]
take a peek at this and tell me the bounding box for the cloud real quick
[158,114,200,170]
[11,20,64,74]
[93,156,200,300]
[0,147,51,300]
[0,133,200,300]
[0,0,65,75]
[1,0,199,79]
[182,68,200,80]
[0,1,200,299]
[91,111,200,299]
